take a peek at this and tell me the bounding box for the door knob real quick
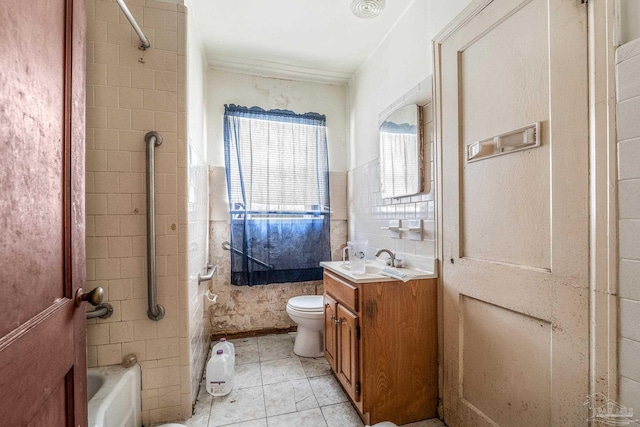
[75,287,104,307]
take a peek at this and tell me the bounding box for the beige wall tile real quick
[97,343,122,366]
[87,323,110,346]
[131,151,146,172]
[87,63,108,86]
[155,70,177,91]
[144,7,166,29]
[107,151,132,172]
[155,153,177,173]
[156,194,178,215]
[87,237,108,259]
[95,215,120,237]
[107,22,133,46]
[122,340,146,362]
[95,129,119,150]
[132,68,155,89]
[108,278,134,300]
[144,366,170,389]
[94,0,120,23]
[107,64,132,87]
[134,319,159,341]
[155,112,177,133]
[120,172,145,193]
[107,108,132,130]
[85,150,107,172]
[107,194,132,215]
[87,346,98,368]
[94,171,120,193]
[156,386,181,408]
[110,321,134,343]
[119,130,146,151]
[87,106,108,129]
[95,258,120,280]
[94,42,119,65]
[121,298,148,321]
[120,256,145,278]
[156,235,178,256]
[86,194,108,216]
[119,87,144,109]
[132,109,155,130]
[87,19,108,43]
[120,214,145,236]
[95,85,120,108]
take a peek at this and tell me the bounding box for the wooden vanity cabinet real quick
[323,270,438,426]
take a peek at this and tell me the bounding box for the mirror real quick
[379,104,424,199]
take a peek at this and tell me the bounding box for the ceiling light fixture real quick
[351,0,385,19]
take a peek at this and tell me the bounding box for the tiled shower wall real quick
[616,38,640,414]
[349,99,436,262]
[207,167,348,335]
[85,0,207,423]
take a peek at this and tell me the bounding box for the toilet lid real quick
[288,295,323,312]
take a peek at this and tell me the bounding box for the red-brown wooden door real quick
[0,0,87,425]
[323,294,338,372]
[336,305,359,403]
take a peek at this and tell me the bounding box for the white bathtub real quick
[88,365,141,427]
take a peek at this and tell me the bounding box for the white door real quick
[434,1,589,426]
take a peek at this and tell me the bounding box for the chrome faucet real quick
[375,249,396,266]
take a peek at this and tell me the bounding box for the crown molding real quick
[208,55,352,85]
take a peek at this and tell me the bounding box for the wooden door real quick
[323,294,338,372]
[337,304,360,402]
[434,0,588,426]
[0,0,87,425]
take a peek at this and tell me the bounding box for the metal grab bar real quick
[145,132,165,321]
[198,265,217,283]
[86,303,114,320]
[221,241,275,270]
[116,0,151,50]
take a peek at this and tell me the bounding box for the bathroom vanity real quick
[320,261,438,425]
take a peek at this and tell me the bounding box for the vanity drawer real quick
[324,271,358,312]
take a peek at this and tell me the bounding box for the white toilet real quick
[286,295,324,357]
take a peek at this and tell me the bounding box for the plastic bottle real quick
[206,350,234,396]
[212,337,235,363]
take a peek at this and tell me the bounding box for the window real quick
[223,104,331,286]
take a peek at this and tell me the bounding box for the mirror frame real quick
[379,103,425,199]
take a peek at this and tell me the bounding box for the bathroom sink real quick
[320,260,436,283]
[338,262,384,275]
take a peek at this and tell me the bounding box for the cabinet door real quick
[323,294,338,372]
[337,304,360,402]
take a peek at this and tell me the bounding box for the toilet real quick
[286,295,324,357]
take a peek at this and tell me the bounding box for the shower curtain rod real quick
[116,0,151,50]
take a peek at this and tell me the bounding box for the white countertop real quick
[320,260,437,284]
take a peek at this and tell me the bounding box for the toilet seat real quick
[287,295,323,312]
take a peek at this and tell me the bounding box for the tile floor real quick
[181,333,446,427]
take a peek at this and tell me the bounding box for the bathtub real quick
[88,365,141,427]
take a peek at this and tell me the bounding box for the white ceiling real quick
[189,0,415,78]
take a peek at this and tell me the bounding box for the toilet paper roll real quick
[205,290,218,304]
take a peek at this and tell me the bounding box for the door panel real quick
[324,294,338,372]
[435,0,588,426]
[337,305,359,402]
[0,0,87,424]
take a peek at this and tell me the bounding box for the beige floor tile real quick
[320,402,363,427]
[263,378,318,417]
[266,408,327,427]
[258,340,296,362]
[260,357,306,385]
[236,344,259,365]
[299,357,332,378]
[209,386,265,427]
[235,362,263,389]
[308,375,348,406]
